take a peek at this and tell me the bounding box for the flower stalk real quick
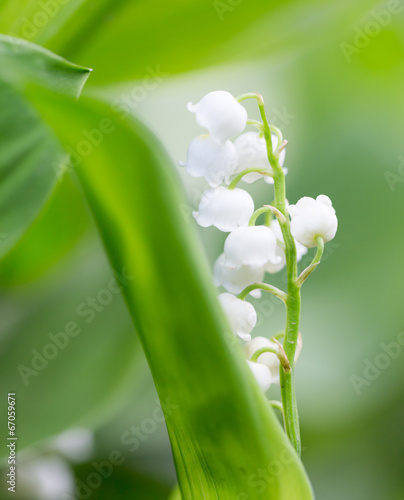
[240,92,302,456]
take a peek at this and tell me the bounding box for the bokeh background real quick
[1,0,404,498]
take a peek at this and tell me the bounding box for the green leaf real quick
[0,174,91,285]
[0,0,381,85]
[0,241,144,454]
[0,35,91,257]
[30,89,314,499]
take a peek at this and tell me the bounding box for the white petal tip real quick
[187,102,196,112]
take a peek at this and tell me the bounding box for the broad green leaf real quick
[0,173,91,285]
[31,90,314,499]
[0,35,90,257]
[0,239,144,455]
[0,0,382,85]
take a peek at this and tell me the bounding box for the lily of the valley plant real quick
[182,90,338,455]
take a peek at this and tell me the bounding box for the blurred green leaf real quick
[0,35,91,257]
[30,90,314,499]
[0,241,143,455]
[0,0,383,86]
[73,464,171,500]
[0,174,91,285]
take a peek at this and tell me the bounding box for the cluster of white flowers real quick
[181,91,338,394]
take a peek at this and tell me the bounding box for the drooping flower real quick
[193,187,254,232]
[187,91,248,143]
[234,131,286,184]
[213,253,264,298]
[288,195,338,248]
[179,135,239,188]
[218,293,256,341]
[224,225,281,269]
[264,219,308,274]
[246,360,272,392]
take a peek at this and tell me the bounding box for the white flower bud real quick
[234,131,286,184]
[224,226,281,269]
[264,220,308,274]
[187,91,247,142]
[288,195,338,248]
[193,187,254,232]
[218,293,256,341]
[213,253,264,298]
[180,135,239,188]
[246,360,272,392]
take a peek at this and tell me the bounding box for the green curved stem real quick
[251,344,291,373]
[270,125,283,150]
[247,119,263,129]
[238,282,287,303]
[249,206,272,226]
[228,167,273,190]
[269,400,284,414]
[295,236,324,287]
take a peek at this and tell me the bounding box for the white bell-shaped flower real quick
[193,186,254,232]
[246,360,272,392]
[180,135,239,188]
[213,253,264,298]
[234,131,286,184]
[244,335,303,385]
[265,220,308,274]
[224,226,281,269]
[187,91,248,143]
[218,293,256,341]
[289,195,338,248]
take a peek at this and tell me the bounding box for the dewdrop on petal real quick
[187,91,248,143]
[234,131,286,184]
[193,186,254,232]
[213,254,264,298]
[180,135,239,188]
[224,226,281,269]
[246,360,272,392]
[218,293,257,341]
[289,195,338,248]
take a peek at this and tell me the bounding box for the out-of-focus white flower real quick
[289,195,338,248]
[51,428,94,463]
[224,226,281,269]
[218,293,256,341]
[264,220,308,274]
[213,253,264,298]
[180,134,239,188]
[187,91,248,142]
[19,457,74,500]
[193,187,254,232]
[246,360,272,392]
[244,337,282,384]
[234,131,286,184]
[244,335,303,385]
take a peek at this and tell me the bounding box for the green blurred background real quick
[1,0,403,498]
